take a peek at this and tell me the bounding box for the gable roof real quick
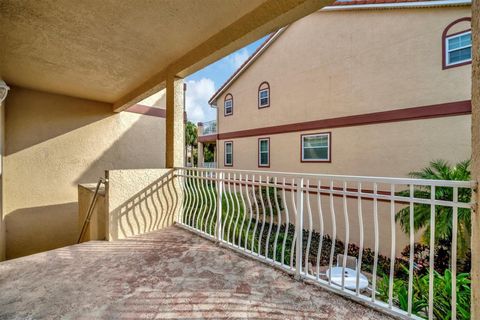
[208,28,286,106]
[208,0,471,106]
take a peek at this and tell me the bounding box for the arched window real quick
[442,17,472,69]
[224,93,233,116]
[258,82,270,108]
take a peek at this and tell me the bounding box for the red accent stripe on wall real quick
[218,100,471,140]
[198,134,218,143]
[126,104,166,118]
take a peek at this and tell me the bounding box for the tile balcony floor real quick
[0,226,394,320]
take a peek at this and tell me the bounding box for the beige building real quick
[3,87,168,259]
[205,1,472,255]
[208,2,472,177]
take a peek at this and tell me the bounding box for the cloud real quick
[228,48,250,70]
[185,78,216,124]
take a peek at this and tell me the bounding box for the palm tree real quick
[185,121,197,166]
[395,159,471,258]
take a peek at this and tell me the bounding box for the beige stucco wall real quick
[217,115,470,255]
[218,115,471,176]
[4,87,166,259]
[217,7,471,133]
[106,169,180,240]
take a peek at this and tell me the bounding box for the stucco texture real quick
[4,87,166,259]
[216,7,471,133]
[107,169,180,241]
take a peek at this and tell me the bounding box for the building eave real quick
[208,28,286,107]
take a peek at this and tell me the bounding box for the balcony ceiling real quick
[0,0,332,110]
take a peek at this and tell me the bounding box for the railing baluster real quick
[290,177,297,271]
[199,171,208,233]
[227,173,236,244]
[428,185,436,320]
[389,184,396,309]
[328,179,336,286]
[372,182,379,302]
[185,170,194,226]
[341,180,349,291]
[407,184,415,316]
[305,179,313,276]
[209,172,216,236]
[216,171,224,242]
[232,174,241,246]
[251,175,260,255]
[273,177,282,264]
[194,170,202,230]
[452,186,458,320]
[244,174,253,251]
[356,181,363,296]
[295,177,304,279]
[224,173,232,243]
[205,171,213,234]
[238,174,246,249]
[316,179,324,281]
[281,178,289,268]
[258,175,266,256]
[265,176,274,260]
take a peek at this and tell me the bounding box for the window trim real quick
[445,30,472,67]
[258,81,270,109]
[224,141,233,166]
[300,132,331,163]
[442,17,472,70]
[224,93,233,116]
[258,137,270,168]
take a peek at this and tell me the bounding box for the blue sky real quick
[185,36,268,124]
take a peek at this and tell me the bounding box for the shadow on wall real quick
[109,170,180,241]
[5,202,78,258]
[73,112,166,185]
[4,87,166,259]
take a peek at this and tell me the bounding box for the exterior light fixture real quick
[0,80,10,103]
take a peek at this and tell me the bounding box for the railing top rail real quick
[201,120,216,126]
[174,167,476,188]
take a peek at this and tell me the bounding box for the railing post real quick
[216,171,224,242]
[295,177,304,279]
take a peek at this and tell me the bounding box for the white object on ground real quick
[326,267,369,290]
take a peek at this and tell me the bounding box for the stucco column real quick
[198,142,204,167]
[471,0,479,317]
[165,75,185,168]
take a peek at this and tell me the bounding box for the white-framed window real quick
[446,31,472,66]
[259,89,269,108]
[301,133,330,162]
[224,141,233,166]
[224,99,233,116]
[258,138,270,167]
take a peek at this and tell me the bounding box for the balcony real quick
[199,120,217,136]
[198,120,217,144]
[1,167,473,319]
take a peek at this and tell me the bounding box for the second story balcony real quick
[199,120,217,137]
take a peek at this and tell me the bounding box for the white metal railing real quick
[199,162,217,169]
[174,167,475,320]
[199,120,217,136]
